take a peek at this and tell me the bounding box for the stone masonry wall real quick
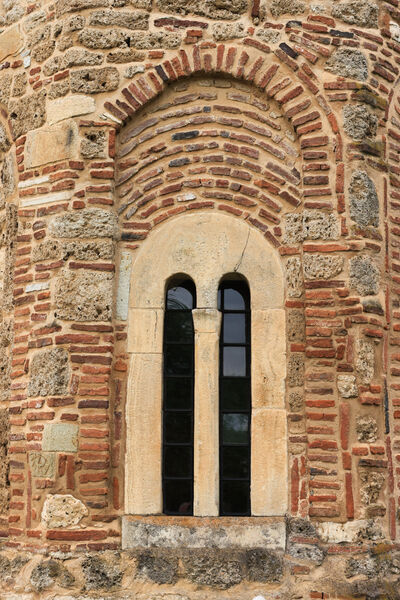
[2,0,400,597]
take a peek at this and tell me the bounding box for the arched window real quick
[162,278,196,515]
[218,279,251,516]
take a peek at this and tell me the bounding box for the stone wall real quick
[1,0,400,597]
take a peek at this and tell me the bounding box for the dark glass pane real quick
[221,481,249,515]
[222,446,249,478]
[220,378,251,411]
[165,345,193,375]
[164,412,192,444]
[164,446,192,478]
[165,311,193,342]
[224,287,245,310]
[223,313,246,344]
[223,347,246,377]
[164,479,192,514]
[222,413,249,444]
[167,286,194,310]
[165,377,192,409]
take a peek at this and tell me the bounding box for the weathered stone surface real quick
[303,254,344,280]
[349,170,379,227]
[127,31,181,48]
[30,559,74,592]
[284,211,338,243]
[78,28,126,48]
[356,339,375,383]
[0,554,29,583]
[28,348,69,397]
[48,95,95,125]
[326,48,368,81]
[70,67,119,93]
[55,270,113,321]
[286,256,303,298]
[41,494,88,528]
[0,125,10,154]
[0,74,12,107]
[31,39,55,62]
[9,91,46,140]
[82,555,122,590]
[25,121,79,168]
[287,309,305,343]
[156,0,247,19]
[337,374,358,398]
[57,0,109,15]
[270,0,305,16]
[32,239,62,262]
[0,24,22,62]
[29,452,56,478]
[246,549,283,582]
[48,81,70,99]
[107,48,145,62]
[317,520,376,544]
[42,423,78,453]
[183,552,243,588]
[63,240,114,261]
[289,391,303,411]
[332,0,378,27]
[89,9,149,28]
[136,552,178,584]
[63,48,104,68]
[288,353,304,387]
[256,27,282,43]
[11,72,26,97]
[80,130,107,158]
[350,255,379,295]
[50,208,117,238]
[360,470,385,505]
[288,543,325,565]
[212,22,245,41]
[356,416,378,443]
[343,104,378,141]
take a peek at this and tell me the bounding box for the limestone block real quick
[284,211,339,243]
[0,153,14,198]
[343,104,378,141]
[0,25,22,62]
[28,348,69,397]
[349,170,379,227]
[47,95,96,125]
[252,309,286,408]
[32,240,62,263]
[127,308,163,353]
[42,423,78,452]
[55,269,113,321]
[317,520,373,543]
[25,121,79,168]
[80,130,106,158]
[49,208,117,238]
[42,494,87,528]
[356,415,377,442]
[88,9,149,29]
[289,391,303,412]
[212,22,245,41]
[303,254,344,280]
[287,310,305,343]
[269,0,305,16]
[29,452,56,478]
[356,339,375,383]
[360,470,385,505]
[127,31,181,49]
[251,408,288,516]
[337,374,358,398]
[116,251,132,321]
[350,255,379,296]
[326,48,368,81]
[70,67,119,93]
[286,256,303,298]
[78,28,126,49]
[63,240,114,261]
[155,0,247,19]
[9,91,46,140]
[125,354,162,514]
[332,0,378,27]
[0,125,10,153]
[288,353,304,387]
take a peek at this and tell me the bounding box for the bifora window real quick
[162,278,196,515]
[218,279,251,516]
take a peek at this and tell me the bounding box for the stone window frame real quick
[124,211,287,519]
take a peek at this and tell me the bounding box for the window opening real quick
[218,279,251,516]
[163,278,196,515]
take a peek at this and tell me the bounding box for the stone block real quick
[356,415,378,443]
[30,559,74,592]
[136,552,178,584]
[182,552,243,589]
[127,31,181,49]
[270,0,305,16]
[116,251,132,321]
[32,240,62,263]
[80,130,106,158]
[246,549,283,582]
[0,125,10,153]
[63,240,114,261]
[78,28,126,49]
[42,423,78,452]
[49,208,117,238]
[289,391,303,412]
[41,494,88,527]
[155,0,247,19]
[0,25,22,62]
[326,48,368,81]
[70,67,119,93]
[47,95,96,125]
[350,255,379,295]
[88,9,149,29]
[343,104,378,141]
[9,91,46,140]
[337,374,358,398]
[303,254,344,280]
[55,270,113,321]
[287,309,305,343]
[28,348,69,397]
[332,0,378,27]
[288,353,304,387]
[284,210,338,243]
[349,170,379,227]
[212,22,245,41]
[127,308,163,353]
[81,555,122,591]
[356,338,375,383]
[25,121,79,168]
[29,452,56,478]
[286,256,303,298]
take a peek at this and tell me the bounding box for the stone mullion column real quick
[192,309,221,517]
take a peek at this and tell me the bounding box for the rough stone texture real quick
[287,309,305,342]
[349,170,379,227]
[337,374,358,398]
[32,239,62,262]
[356,416,378,443]
[63,240,114,260]
[303,254,344,280]
[343,104,378,141]
[30,559,75,592]
[11,72,26,97]
[80,130,107,158]
[0,74,12,107]
[0,125,10,153]
[78,27,126,48]
[286,256,303,298]
[284,211,338,243]
[107,48,145,62]
[81,554,123,590]
[332,0,378,28]
[183,552,243,589]
[212,22,245,41]
[42,423,79,452]
[156,0,247,19]
[70,67,119,93]
[289,391,303,411]
[288,353,305,387]
[55,270,113,321]
[326,48,368,81]
[126,31,181,49]
[246,549,283,582]
[8,91,46,139]
[88,9,149,29]
[136,552,178,584]
[29,452,56,479]
[49,208,118,238]
[0,409,9,514]
[270,0,305,16]
[356,339,375,384]
[1,154,14,198]
[288,543,326,565]
[350,255,379,296]
[41,494,88,528]
[27,348,69,397]
[360,470,385,505]
[256,27,282,43]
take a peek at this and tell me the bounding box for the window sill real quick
[122,515,286,550]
